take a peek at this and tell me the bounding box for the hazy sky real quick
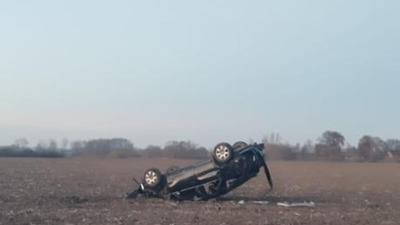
[1,1,399,148]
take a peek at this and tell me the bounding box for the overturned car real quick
[125,142,273,201]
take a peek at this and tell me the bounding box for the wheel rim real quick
[145,170,158,185]
[215,145,230,160]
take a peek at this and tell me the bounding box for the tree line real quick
[0,138,208,160]
[1,131,399,162]
[264,131,400,162]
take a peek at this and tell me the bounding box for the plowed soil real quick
[1,158,399,225]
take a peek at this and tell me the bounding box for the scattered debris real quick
[277,201,315,207]
[237,200,270,205]
[251,201,270,205]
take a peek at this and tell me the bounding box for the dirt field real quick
[1,158,399,225]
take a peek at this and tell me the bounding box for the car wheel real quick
[143,168,162,188]
[213,143,234,164]
[233,141,248,149]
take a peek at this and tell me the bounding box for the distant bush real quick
[264,143,298,160]
[162,141,208,159]
[0,146,65,158]
[141,145,163,158]
[71,138,139,158]
[262,134,300,161]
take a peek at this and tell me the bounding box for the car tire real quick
[143,168,163,189]
[233,141,248,150]
[213,143,234,164]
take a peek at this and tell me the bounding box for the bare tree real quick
[358,136,387,162]
[300,139,314,160]
[72,138,137,158]
[318,131,345,148]
[35,140,48,152]
[142,145,163,158]
[386,139,400,162]
[70,140,86,154]
[35,139,58,152]
[14,138,29,149]
[163,141,208,159]
[48,139,58,151]
[262,135,298,160]
[61,138,69,150]
[315,131,345,161]
[263,133,281,144]
[387,139,400,152]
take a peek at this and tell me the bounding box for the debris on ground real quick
[277,201,315,207]
[238,200,270,205]
[251,201,270,205]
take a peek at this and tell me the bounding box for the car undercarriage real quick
[125,142,273,201]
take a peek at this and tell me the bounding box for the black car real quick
[126,142,273,200]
